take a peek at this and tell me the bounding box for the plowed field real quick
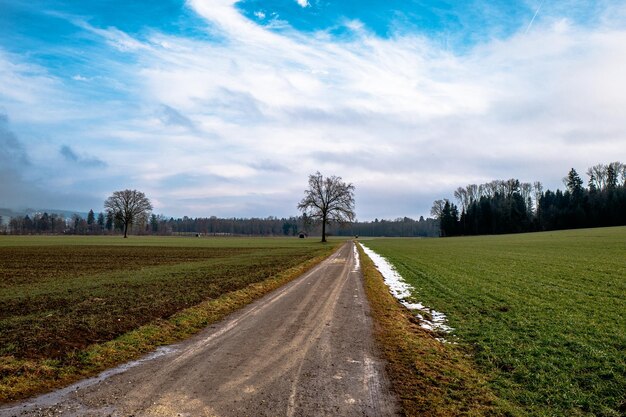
[0,236,338,402]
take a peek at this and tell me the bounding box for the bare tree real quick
[430,199,448,219]
[483,180,500,197]
[454,187,469,212]
[586,164,607,190]
[298,172,355,242]
[466,184,479,206]
[618,162,626,185]
[504,179,520,197]
[533,181,543,210]
[478,184,487,198]
[104,189,153,238]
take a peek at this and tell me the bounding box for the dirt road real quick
[2,242,399,416]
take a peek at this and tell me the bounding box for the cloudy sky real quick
[1,0,625,220]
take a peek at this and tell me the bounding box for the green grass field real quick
[363,227,626,416]
[0,235,340,402]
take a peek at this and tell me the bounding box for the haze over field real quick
[1,0,626,219]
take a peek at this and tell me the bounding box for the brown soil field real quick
[0,238,339,402]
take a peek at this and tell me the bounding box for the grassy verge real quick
[362,227,626,416]
[358,243,516,416]
[0,237,341,403]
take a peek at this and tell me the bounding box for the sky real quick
[1,0,626,220]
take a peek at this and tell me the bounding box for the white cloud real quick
[71,18,150,52]
[296,0,310,8]
[0,50,61,108]
[149,7,626,217]
[2,1,626,218]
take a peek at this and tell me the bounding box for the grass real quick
[358,243,512,416]
[362,227,626,416]
[0,235,341,403]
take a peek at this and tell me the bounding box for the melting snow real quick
[359,243,453,339]
[352,242,361,272]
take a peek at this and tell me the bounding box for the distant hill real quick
[0,207,90,223]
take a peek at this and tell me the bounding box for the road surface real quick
[2,241,399,416]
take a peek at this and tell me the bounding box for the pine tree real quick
[97,212,105,232]
[87,209,95,225]
[566,168,583,196]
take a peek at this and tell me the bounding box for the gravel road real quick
[2,241,399,416]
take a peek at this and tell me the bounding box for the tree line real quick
[6,163,623,239]
[327,216,439,237]
[3,175,442,238]
[1,211,440,238]
[1,211,303,237]
[432,162,626,236]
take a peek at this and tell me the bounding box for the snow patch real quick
[359,243,453,340]
[352,242,361,272]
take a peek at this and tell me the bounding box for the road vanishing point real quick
[2,242,399,417]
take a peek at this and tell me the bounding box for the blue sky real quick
[1,0,626,219]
